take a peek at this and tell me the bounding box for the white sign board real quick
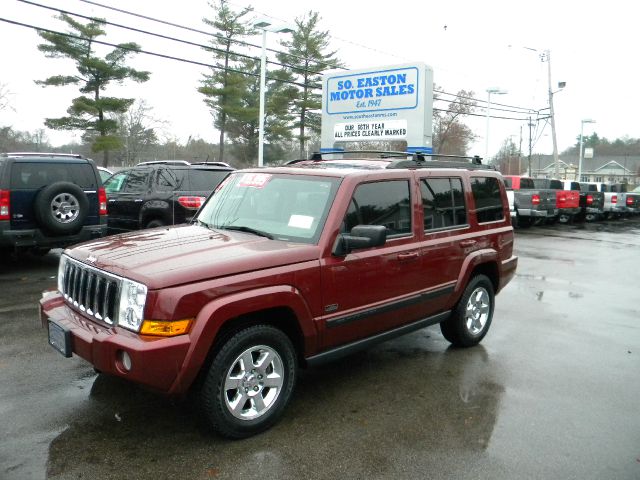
[321,63,433,153]
[584,147,594,159]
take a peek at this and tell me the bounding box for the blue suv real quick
[0,153,108,255]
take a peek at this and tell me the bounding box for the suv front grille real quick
[60,257,120,324]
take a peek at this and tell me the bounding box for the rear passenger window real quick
[343,180,411,236]
[189,170,230,191]
[156,168,179,191]
[471,177,505,223]
[421,178,467,230]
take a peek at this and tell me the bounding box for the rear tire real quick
[440,274,495,347]
[198,325,297,439]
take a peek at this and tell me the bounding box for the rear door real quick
[105,168,152,232]
[418,175,470,315]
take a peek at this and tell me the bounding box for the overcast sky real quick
[1,0,637,159]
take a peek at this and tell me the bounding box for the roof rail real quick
[136,160,191,166]
[190,161,232,168]
[2,152,84,158]
[310,149,408,161]
[303,149,492,169]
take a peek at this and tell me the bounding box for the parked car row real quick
[1,153,234,257]
[504,175,639,228]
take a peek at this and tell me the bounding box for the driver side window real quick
[342,180,412,236]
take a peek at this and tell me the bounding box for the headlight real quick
[118,278,148,332]
[57,254,68,294]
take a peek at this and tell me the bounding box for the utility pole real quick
[528,117,533,177]
[542,50,560,178]
[518,124,523,175]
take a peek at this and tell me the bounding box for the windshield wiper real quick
[220,225,274,239]
[194,218,211,229]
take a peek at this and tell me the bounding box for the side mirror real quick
[332,225,387,256]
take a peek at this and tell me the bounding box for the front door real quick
[320,178,428,349]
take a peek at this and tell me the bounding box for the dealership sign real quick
[321,63,433,153]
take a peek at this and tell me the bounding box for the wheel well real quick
[470,262,499,292]
[191,307,305,392]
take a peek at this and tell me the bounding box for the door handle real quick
[460,240,477,247]
[134,199,143,203]
[397,251,420,261]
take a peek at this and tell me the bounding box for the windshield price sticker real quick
[333,119,408,140]
[238,173,272,188]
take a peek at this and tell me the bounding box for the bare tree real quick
[114,100,165,166]
[433,87,477,155]
[0,82,13,113]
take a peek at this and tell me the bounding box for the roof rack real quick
[299,149,494,170]
[136,160,191,166]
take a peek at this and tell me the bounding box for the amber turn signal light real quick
[140,318,193,337]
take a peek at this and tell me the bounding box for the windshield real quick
[196,172,340,244]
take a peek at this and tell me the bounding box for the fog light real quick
[118,350,132,371]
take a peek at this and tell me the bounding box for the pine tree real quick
[275,11,343,158]
[199,0,254,163]
[36,14,149,167]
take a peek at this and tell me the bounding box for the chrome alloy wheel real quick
[464,287,491,335]
[224,345,284,420]
[51,192,80,223]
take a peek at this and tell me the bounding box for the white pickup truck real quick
[593,183,640,218]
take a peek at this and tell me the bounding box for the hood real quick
[67,224,320,289]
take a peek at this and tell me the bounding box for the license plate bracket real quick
[48,320,72,358]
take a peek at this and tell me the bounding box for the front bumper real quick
[40,293,191,394]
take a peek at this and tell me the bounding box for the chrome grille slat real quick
[60,256,122,326]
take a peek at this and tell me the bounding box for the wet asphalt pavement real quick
[1,219,639,480]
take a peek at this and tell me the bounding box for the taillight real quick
[98,187,107,215]
[612,195,617,204]
[178,196,206,209]
[586,194,593,205]
[532,194,540,205]
[627,196,634,206]
[0,189,9,220]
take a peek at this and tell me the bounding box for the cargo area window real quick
[471,177,505,223]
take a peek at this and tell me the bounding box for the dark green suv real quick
[0,153,108,256]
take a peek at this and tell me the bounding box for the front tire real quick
[440,274,495,347]
[199,325,297,439]
[145,219,166,229]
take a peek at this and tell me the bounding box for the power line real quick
[3,9,541,125]
[76,0,344,72]
[433,108,532,122]
[26,0,543,115]
[0,16,318,90]
[17,0,332,78]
